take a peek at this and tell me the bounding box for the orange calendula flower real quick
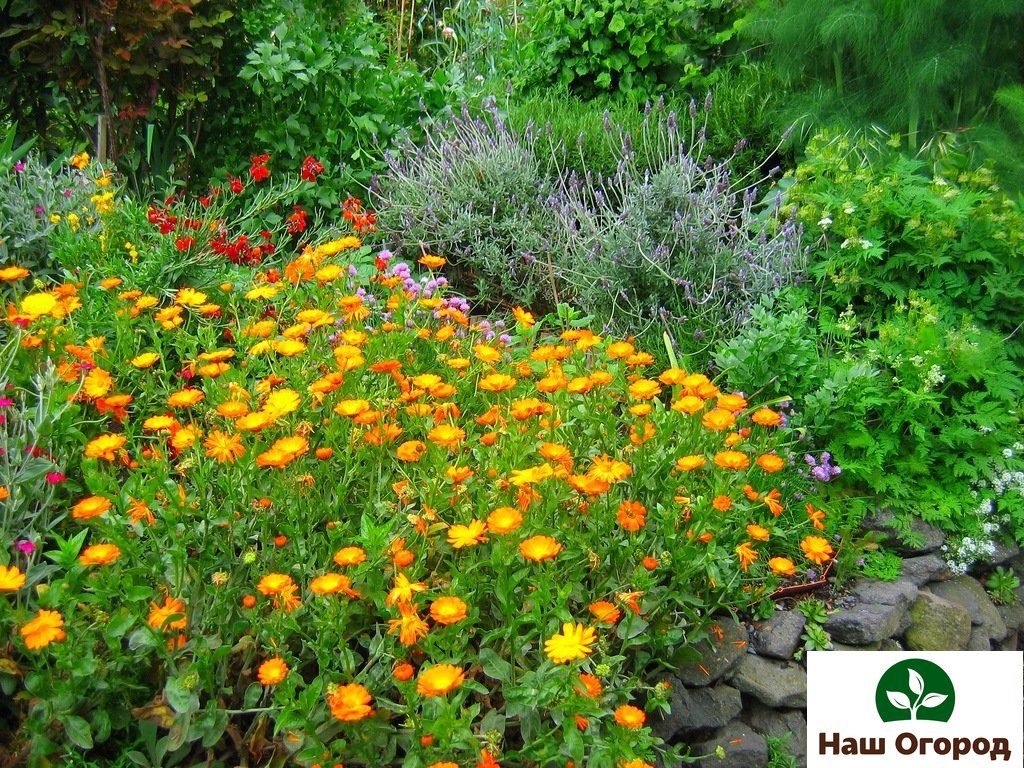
[204,431,244,463]
[512,306,535,328]
[588,455,632,483]
[310,573,358,597]
[675,455,707,472]
[764,488,785,517]
[333,546,367,567]
[614,704,646,729]
[756,453,785,473]
[257,573,296,596]
[416,664,465,696]
[544,622,597,663]
[801,535,834,565]
[736,542,758,571]
[616,501,647,532]
[255,435,308,468]
[768,557,797,576]
[327,683,374,721]
[519,535,563,562]
[806,503,826,530]
[751,407,782,427]
[701,408,735,431]
[388,602,430,646]
[714,450,750,470]
[148,597,187,632]
[588,600,622,624]
[578,673,603,697]
[427,424,465,449]
[716,393,748,412]
[746,524,770,541]
[447,519,488,548]
[131,352,160,368]
[20,609,66,650]
[0,565,27,591]
[72,495,112,521]
[486,506,523,534]
[396,440,427,462]
[386,573,427,606]
[84,433,126,461]
[430,596,468,625]
[79,543,122,566]
[628,379,661,399]
[258,657,289,686]
[167,389,205,409]
[478,373,517,393]
[712,495,733,511]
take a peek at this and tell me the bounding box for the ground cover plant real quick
[0,155,838,766]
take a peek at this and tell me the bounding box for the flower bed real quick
[0,160,835,767]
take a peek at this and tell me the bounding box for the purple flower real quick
[13,162,25,172]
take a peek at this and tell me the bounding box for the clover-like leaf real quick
[919,693,948,709]
[886,691,912,710]
[908,668,924,695]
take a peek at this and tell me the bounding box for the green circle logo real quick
[875,659,955,723]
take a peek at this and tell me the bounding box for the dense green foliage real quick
[521,0,743,98]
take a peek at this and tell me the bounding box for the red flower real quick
[287,206,308,235]
[300,156,324,182]
[175,237,195,252]
[229,176,245,194]
[250,154,270,183]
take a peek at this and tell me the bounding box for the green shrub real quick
[521,0,743,98]
[784,131,1024,361]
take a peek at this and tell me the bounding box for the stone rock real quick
[996,589,1024,634]
[879,638,904,651]
[928,576,1007,641]
[744,701,808,768]
[652,681,742,741]
[862,510,945,555]
[967,626,992,650]
[677,620,748,687]
[693,721,769,768]
[852,579,919,609]
[729,654,806,708]
[996,630,1019,651]
[751,611,807,660]
[823,602,908,645]
[904,592,971,651]
[900,554,952,586]
[831,641,880,652]
[984,541,1021,567]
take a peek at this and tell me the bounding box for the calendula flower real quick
[429,596,468,625]
[616,501,647,532]
[148,597,187,632]
[386,572,427,606]
[519,535,563,562]
[544,622,597,664]
[204,431,244,463]
[751,408,782,427]
[805,503,826,530]
[84,433,126,461]
[578,673,603,697]
[675,455,707,471]
[79,543,122,566]
[746,524,770,541]
[702,408,735,431]
[257,657,289,686]
[800,536,834,565]
[588,455,632,483]
[310,573,358,597]
[0,565,26,591]
[588,600,622,624]
[333,546,367,567]
[714,450,750,470]
[427,424,465,449]
[756,453,785,473]
[257,573,296,596]
[486,506,523,534]
[614,704,646,729]
[396,440,427,462]
[478,373,517,393]
[20,609,66,650]
[327,683,374,721]
[447,519,488,548]
[72,495,112,520]
[736,542,758,571]
[131,352,160,369]
[388,603,430,646]
[768,557,796,576]
[416,664,465,696]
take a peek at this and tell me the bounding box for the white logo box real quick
[807,651,1023,766]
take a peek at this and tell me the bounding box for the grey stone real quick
[862,509,945,555]
[831,641,880,652]
[879,638,904,651]
[904,592,971,651]
[984,540,1021,566]
[653,681,742,741]
[751,611,806,660]
[996,630,1019,651]
[677,620,748,687]
[823,602,908,645]
[744,701,807,768]
[693,721,768,768]
[996,589,1024,633]
[729,654,806,708]
[900,554,952,586]
[928,576,1007,640]
[967,625,992,650]
[852,579,919,608]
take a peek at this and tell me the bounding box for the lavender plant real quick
[375,96,805,360]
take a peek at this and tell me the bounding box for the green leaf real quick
[479,648,512,681]
[608,14,626,34]
[165,677,200,715]
[62,715,93,749]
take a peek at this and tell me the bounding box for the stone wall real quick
[656,519,1023,768]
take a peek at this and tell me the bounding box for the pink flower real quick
[0,397,14,407]
[16,540,35,554]
[45,472,66,485]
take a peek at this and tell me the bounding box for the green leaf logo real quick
[875,659,955,723]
